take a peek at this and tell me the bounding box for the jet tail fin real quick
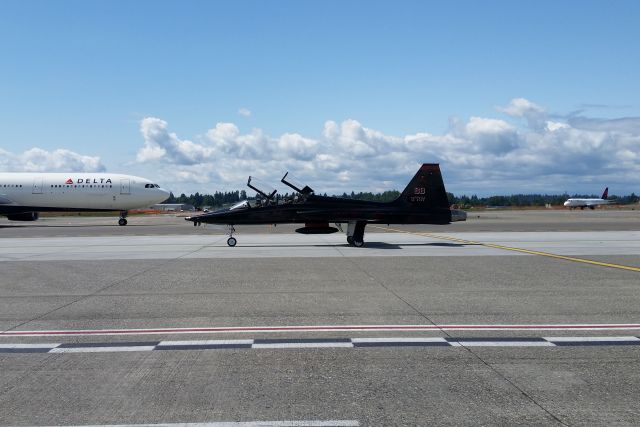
[394,163,450,209]
[602,187,609,200]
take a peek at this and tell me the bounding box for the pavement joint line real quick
[372,225,640,273]
[2,336,640,353]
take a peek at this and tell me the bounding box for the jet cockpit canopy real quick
[229,200,251,211]
[247,176,277,201]
[281,172,314,195]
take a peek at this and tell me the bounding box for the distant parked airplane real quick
[0,173,170,225]
[563,187,610,210]
[186,163,467,247]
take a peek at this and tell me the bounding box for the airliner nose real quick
[159,187,170,200]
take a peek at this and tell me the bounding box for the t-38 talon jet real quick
[186,163,466,247]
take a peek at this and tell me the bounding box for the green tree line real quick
[163,190,640,208]
[448,193,639,207]
[163,190,247,207]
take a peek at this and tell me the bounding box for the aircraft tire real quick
[118,218,127,226]
[227,237,237,247]
[353,240,364,247]
[347,236,354,245]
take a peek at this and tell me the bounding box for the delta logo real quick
[63,178,113,184]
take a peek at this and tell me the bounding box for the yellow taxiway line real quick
[372,226,640,273]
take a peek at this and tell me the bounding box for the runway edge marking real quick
[2,336,640,353]
[373,226,640,273]
[21,421,361,427]
[4,323,640,337]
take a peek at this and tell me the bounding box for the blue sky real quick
[1,0,639,196]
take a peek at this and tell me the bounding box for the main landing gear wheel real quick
[346,236,364,247]
[118,210,128,226]
[347,220,367,247]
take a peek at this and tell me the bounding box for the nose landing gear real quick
[226,225,237,247]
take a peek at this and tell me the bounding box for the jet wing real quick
[294,209,374,222]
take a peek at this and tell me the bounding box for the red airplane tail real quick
[394,163,450,209]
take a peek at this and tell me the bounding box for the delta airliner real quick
[0,173,169,225]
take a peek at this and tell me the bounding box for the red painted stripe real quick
[3,324,640,337]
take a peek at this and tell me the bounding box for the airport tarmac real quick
[1,207,640,237]
[1,210,640,426]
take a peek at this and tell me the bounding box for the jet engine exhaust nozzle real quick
[451,209,467,222]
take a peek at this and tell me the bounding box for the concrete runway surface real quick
[1,210,640,426]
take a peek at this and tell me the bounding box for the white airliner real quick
[0,173,170,225]
[563,187,610,210]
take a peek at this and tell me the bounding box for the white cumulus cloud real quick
[135,98,640,196]
[138,117,215,165]
[497,97,547,130]
[0,148,105,172]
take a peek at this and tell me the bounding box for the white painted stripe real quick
[452,341,555,347]
[158,339,254,346]
[32,421,360,427]
[252,342,354,349]
[4,323,640,337]
[0,343,60,349]
[49,346,156,353]
[351,337,447,343]
[545,336,640,342]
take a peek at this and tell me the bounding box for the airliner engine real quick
[7,212,39,221]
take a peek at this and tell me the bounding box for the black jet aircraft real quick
[186,163,466,247]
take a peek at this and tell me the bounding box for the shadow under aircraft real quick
[186,163,467,247]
